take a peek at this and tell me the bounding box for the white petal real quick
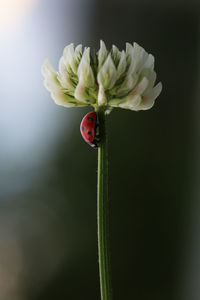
[126,42,134,56]
[41,59,60,93]
[112,45,120,56]
[119,94,142,110]
[44,75,60,93]
[126,44,145,76]
[112,44,121,64]
[75,44,82,58]
[97,54,117,90]
[41,59,56,77]
[74,82,89,103]
[152,82,162,99]
[132,77,149,96]
[58,56,74,90]
[116,77,149,111]
[98,84,107,106]
[142,54,154,70]
[118,72,138,94]
[98,40,108,69]
[117,50,126,79]
[51,91,76,107]
[144,82,162,101]
[135,95,155,111]
[133,42,147,59]
[136,98,155,111]
[78,47,94,87]
[132,42,148,72]
[63,43,78,73]
[136,82,162,110]
[42,58,85,107]
[141,69,156,89]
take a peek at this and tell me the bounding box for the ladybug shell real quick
[80,111,97,145]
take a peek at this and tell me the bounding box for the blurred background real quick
[0,0,200,299]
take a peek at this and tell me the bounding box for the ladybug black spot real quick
[87,117,93,121]
[81,126,85,131]
[88,131,92,135]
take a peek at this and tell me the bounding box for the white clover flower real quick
[42,41,162,112]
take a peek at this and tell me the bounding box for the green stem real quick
[97,109,113,300]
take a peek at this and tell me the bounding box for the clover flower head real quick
[42,41,162,113]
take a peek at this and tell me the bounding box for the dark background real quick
[0,0,200,299]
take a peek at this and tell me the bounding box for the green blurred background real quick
[0,0,200,299]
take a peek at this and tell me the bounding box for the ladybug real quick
[80,111,100,148]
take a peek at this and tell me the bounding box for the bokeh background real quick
[0,0,200,299]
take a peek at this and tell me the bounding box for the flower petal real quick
[42,58,86,107]
[51,91,77,107]
[74,82,89,103]
[119,94,142,110]
[152,82,162,99]
[78,47,95,88]
[58,56,74,90]
[41,58,56,77]
[142,54,154,71]
[41,59,60,92]
[75,44,82,60]
[126,42,134,57]
[143,82,162,102]
[132,77,149,96]
[116,50,126,79]
[98,84,107,106]
[98,40,108,69]
[63,43,78,74]
[97,54,117,90]
[132,42,148,73]
[134,82,162,111]
[111,44,121,66]
[114,77,149,111]
[140,69,156,89]
[117,72,138,95]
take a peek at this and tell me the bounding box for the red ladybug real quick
[80,111,100,148]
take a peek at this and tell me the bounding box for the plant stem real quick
[97,109,112,300]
